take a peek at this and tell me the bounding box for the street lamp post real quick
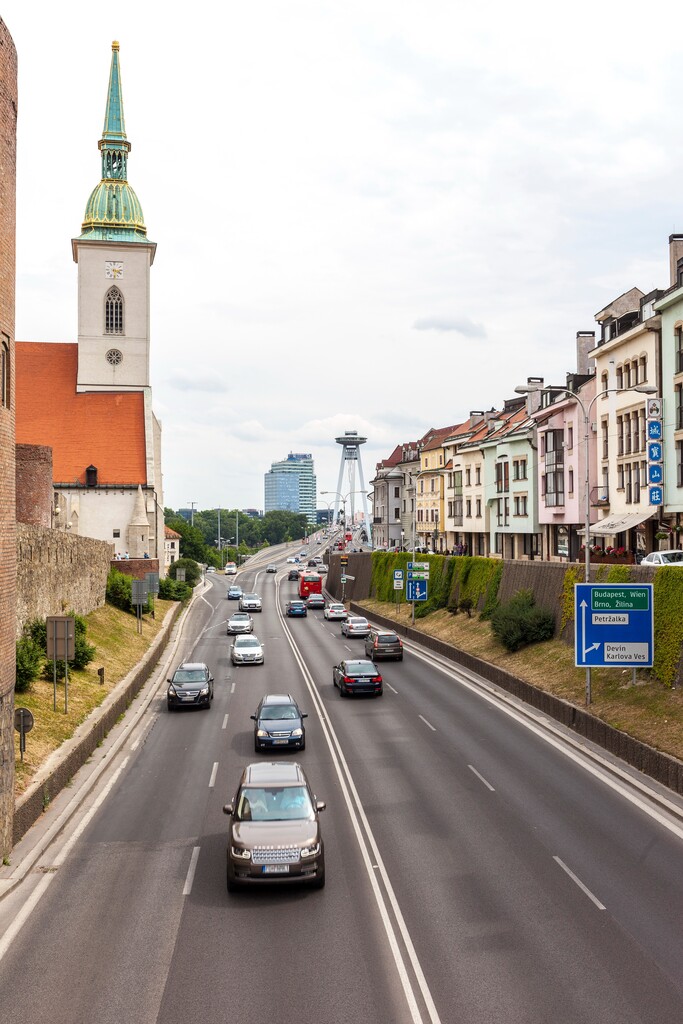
[515,381,657,705]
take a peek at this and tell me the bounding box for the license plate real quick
[272,739,289,745]
[262,864,289,874]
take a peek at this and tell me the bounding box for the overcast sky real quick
[5,1,683,512]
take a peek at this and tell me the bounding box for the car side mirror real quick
[223,803,234,816]
[301,713,308,718]
[250,715,256,720]
[230,644,234,649]
[315,800,326,813]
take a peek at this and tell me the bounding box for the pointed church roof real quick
[15,342,147,485]
[76,42,151,245]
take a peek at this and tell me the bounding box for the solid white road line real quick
[183,846,201,896]
[468,765,495,791]
[222,714,229,730]
[0,756,131,963]
[418,715,436,732]
[553,856,606,910]
[208,762,219,789]
[385,683,398,695]
[230,682,236,693]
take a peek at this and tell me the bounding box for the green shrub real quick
[168,558,201,587]
[158,576,192,602]
[16,626,44,692]
[491,589,555,652]
[107,567,133,612]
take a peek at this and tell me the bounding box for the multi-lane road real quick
[1,543,683,1023]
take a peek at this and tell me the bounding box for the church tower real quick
[72,41,156,393]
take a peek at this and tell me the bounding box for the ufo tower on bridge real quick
[332,431,371,544]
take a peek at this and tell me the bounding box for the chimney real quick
[576,331,595,374]
[669,234,683,288]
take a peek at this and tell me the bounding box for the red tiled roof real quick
[165,526,181,539]
[422,424,462,451]
[16,342,147,485]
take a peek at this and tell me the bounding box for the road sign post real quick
[575,584,654,678]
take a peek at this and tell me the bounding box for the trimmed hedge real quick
[369,552,504,620]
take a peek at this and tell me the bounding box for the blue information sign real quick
[648,464,663,485]
[647,420,663,441]
[406,580,428,602]
[648,441,663,462]
[393,569,404,580]
[574,584,653,668]
[649,486,663,506]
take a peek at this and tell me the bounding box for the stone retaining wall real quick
[16,523,113,635]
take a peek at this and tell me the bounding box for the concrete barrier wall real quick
[12,602,181,845]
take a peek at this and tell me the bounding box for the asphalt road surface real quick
[1,544,682,1024]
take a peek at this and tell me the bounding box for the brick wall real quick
[16,524,113,635]
[0,16,17,858]
[111,557,160,581]
[16,443,52,526]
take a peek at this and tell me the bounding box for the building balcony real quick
[591,486,610,508]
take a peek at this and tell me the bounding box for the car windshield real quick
[243,594,259,600]
[232,613,250,620]
[260,705,299,721]
[173,669,207,683]
[330,605,344,611]
[236,786,314,821]
[349,618,367,625]
[236,637,260,648]
[661,552,683,563]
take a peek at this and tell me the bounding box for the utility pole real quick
[187,501,197,526]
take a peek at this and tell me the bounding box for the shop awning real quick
[577,510,655,537]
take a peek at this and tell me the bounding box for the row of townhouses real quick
[371,233,683,562]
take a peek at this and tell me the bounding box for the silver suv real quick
[223,762,325,890]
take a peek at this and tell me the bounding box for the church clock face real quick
[105,260,124,279]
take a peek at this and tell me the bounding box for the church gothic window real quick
[105,286,124,335]
[1,335,9,409]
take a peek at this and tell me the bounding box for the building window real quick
[568,469,574,494]
[494,532,503,554]
[465,498,472,518]
[475,466,481,485]
[393,487,399,498]
[639,355,647,382]
[602,421,609,460]
[465,468,471,487]
[677,441,683,487]
[601,371,609,396]
[677,328,683,374]
[677,384,683,431]
[475,498,482,518]
[113,529,120,538]
[624,414,631,454]
[514,495,528,516]
[616,365,623,390]
[1,335,9,409]
[105,286,124,335]
[567,426,573,451]
[617,415,624,456]
[523,533,540,556]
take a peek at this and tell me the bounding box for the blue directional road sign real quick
[406,580,428,602]
[647,419,663,441]
[648,464,663,485]
[574,584,653,668]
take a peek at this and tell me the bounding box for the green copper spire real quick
[78,41,149,243]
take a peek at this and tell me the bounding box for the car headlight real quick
[291,728,303,737]
[231,846,252,860]
[256,729,268,738]
[300,842,320,859]
[168,685,177,696]
[200,685,210,696]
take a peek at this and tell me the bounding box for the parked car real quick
[227,585,243,600]
[324,602,347,621]
[286,600,307,617]
[266,564,278,573]
[251,694,307,752]
[230,635,265,665]
[364,629,404,661]
[287,569,300,581]
[167,662,214,710]
[240,593,263,612]
[223,761,325,890]
[332,659,383,698]
[341,615,371,638]
[306,593,326,610]
[227,611,254,635]
[641,550,683,566]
